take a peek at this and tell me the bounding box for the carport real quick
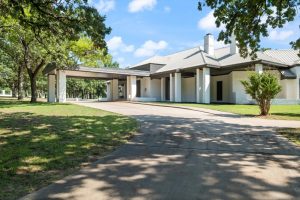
[43,66,150,103]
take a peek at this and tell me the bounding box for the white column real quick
[130,76,137,100]
[2,90,5,96]
[202,67,210,104]
[56,70,66,103]
[161,77,166,101]
[47,74,56,103]
[196,68,203,103]
[112,79,119,101]
[106,81,112,101]
[170,73,174,102]
[175,72,182,102]
[126,76,131,100]
[255,64,263,74]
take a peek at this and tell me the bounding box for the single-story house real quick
[45,34,300,104]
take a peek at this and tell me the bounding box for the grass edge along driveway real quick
[151,102,300,146]
[0,99,137,200]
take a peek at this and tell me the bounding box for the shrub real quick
[241,72,281,116]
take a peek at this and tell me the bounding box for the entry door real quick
[136,80,141,97]
[217,81,223,101]
[165,77,170,100]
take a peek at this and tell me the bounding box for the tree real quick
[198,0,300,58]
[241,72,281,116]
[0,0,111,49]
[0,1,111,103]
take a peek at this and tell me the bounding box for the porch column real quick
[202,67,210,104]
[126,76,131,100]
[47,74,56,103]
[127,76,136,101]
[106,81,112,101]
[170,73,174,102]
[196,68,203,103]
[56,70,66,103]
[161,77,166,101]
[112,79,119,101]
[255,63,263,74]
[175,72,182,102]
[130,76,137,100]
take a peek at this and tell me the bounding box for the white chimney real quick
[230,34,238,55]
[204,33,214,56]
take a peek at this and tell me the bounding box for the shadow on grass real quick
[271,113,300,118]
[0,111,137,200]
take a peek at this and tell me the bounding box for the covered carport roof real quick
[43,64,150,80]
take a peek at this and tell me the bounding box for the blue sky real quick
[89,0,299,68]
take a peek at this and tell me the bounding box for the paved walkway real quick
[22,102,300,200]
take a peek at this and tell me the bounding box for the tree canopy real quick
[198,0,300,58]
[0,0,114,102]
[0,0,111,49]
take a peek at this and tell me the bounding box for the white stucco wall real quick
[229,69,300,104]
[230,71,253,104]
[150,79,161,101]
[182,77,196,102]
[140,77,151,97]
[139,77,161,101]
[290,66,300,99]
[210,74,230,103]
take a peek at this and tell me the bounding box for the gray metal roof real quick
[264,49,300,66]
[77,66,150,76]
[132,46,297,74]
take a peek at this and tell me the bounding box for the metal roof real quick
[77,67,150,76]
[132,46,297,74]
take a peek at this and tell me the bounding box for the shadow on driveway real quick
[22,114,300,200]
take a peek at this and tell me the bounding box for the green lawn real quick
[0,98,137,200]
[154,102,300,121]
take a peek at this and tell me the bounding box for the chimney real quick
[230,34,238,55]
[204,33,214,56]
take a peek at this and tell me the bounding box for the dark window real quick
[165,77,170,100]
[136,80,141,97]
[217,81,223,101]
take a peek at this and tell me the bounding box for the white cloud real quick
[198,10,224,31]
[134,40,168,57]
[107,36,135,53]
[164,6,171,13]
[94,0,115,13]
[269,30,294,41]
[128,0,157,13]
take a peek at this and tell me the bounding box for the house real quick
[45,34,300,104]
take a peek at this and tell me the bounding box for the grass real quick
[154,102,300,121]
[0,98,137,200]
[277,128,300,146]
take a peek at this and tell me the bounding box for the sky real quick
[89,0,299,68]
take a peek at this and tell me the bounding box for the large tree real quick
[0,1,111,103]
[0,0,111,49]
[198,0,299,58]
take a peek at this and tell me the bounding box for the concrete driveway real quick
[22,102,300,200]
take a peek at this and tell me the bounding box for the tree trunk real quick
[29,74,37,103]
[17,64,24,100]
[11,82,17,97]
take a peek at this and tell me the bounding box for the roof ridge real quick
[200,51,207,65]
[160,46,201,58]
